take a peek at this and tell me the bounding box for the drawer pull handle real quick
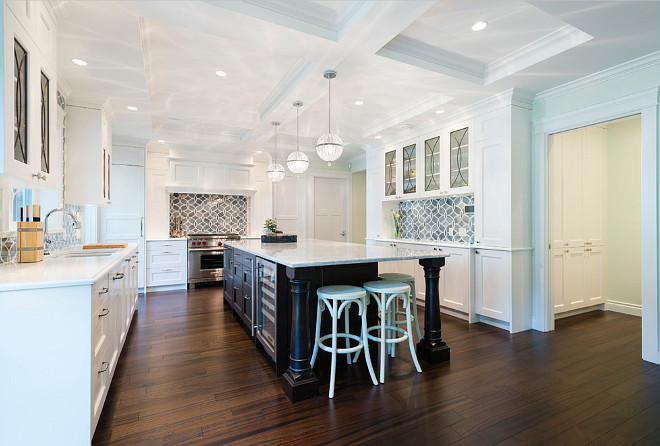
[162,268,173,272]
[98,362,109,374]
[98,287,109,295]
[124,258,131,262]
[162,251,173,254]
[162,244,172,247]
[99,308,110,317]
[113,273,125,280]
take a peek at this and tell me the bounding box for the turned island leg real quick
[281,270,319,402]
[416,257,450,364]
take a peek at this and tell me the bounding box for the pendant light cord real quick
[296,105,300,154]
[328,75,331,133]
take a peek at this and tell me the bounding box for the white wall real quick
[606,116,642,306]
[351,171,366,244]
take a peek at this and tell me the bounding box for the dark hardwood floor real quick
[93,286,660,445]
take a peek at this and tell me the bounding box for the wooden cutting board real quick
[83,243,128,249]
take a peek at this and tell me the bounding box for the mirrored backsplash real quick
[169,193,248,236]
[398,194,474,243]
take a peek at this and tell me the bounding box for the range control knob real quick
[202,241,207,245]
[217,241,222,246]
[193,241,198,245]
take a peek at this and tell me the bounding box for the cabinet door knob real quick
[475,250,480,254]
[98,287,109,295]
[113,273,125,280]
[98,308,110,317]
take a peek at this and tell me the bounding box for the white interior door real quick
[103,164,146,289]
[313,177,347,242]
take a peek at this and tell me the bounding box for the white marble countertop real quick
[366,237,533,252]
[0,243,139,291]
[147,237,187,241]
[224,238,448,268]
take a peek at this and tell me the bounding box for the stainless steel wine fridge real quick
[255,257,277,362]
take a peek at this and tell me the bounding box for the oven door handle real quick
[189,249,225,254]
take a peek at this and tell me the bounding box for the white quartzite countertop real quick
[0,243,139,291]
[223,238,448,268]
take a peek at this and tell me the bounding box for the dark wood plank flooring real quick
[93,286,660,445]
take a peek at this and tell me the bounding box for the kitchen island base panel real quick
[416,257,451,364]
[282,371,320,402]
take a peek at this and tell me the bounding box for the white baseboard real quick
[146,283,187,293]
[606,300,642,317]
[555,304,605,319]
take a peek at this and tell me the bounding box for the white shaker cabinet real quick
[146,239,188,290]
[440,246,472,317]
[64,105,113,205]
[2,2,58,189]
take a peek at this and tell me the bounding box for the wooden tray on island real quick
[83,242,128,249]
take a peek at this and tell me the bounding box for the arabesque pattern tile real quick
[169,193,247,236]
[398,194,474,243]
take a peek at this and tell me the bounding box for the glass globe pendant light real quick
[266,121,286,183]
[316,70,343,166]
[287,101,309,175]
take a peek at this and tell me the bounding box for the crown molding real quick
[360,88,530,152]
[113,136,149,148]
[205,0,373,42]
[534,50,660,102]
[67,94,115,122]
[486,25,592,85]
[257,58,316,122]
[56,70,73,99]
[361,92,453,138]
[377,35,485,85]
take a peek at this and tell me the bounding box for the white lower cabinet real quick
[440,247,472,317]
[90,248,138,438]
[146,239,187,289]
[553,245,606,314]
[474,249,511,322]
[474,248,532,332]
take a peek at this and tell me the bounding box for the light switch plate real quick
[447,227,453,236]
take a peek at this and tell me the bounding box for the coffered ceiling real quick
[54,0,660,161]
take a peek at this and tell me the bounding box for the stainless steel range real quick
[187,233,240,286]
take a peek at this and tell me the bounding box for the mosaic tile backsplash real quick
[169,193,248,236]
[398,194,474,243]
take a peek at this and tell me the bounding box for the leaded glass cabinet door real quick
[450,127,469,189]
[384,149,397,197]
[14,38,28,165]
[424,135,440,192]
[402,143,416,194]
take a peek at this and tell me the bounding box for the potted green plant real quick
[264,218,283,234]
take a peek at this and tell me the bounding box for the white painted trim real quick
[165,185,257,196]
[361,92,453,138]
[487,25,592,85]
[146,284,187,293]
[532,86,659,364]
[535,51,660,102]
[555,304,605,320]
[361,88,532,153]
[257,58,316,121]
[606,301,642,317]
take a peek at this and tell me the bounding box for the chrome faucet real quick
[44,208,81,254]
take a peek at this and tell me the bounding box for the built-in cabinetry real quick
[368,239,474,321]
[64,104,113,205]
[1,1,58,188]
[146,239,187,290]
[0,245,139,444]
[91,249,138,436]
[223,247,289,374]
[383,124,472,201]
[549,127,607,314]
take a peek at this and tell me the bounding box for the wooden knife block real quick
[17,222,44,263]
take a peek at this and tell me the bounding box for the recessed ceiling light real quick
[435,109,446,114]
[157,139,165,143]
[375,135,382,139]
[215,70,227,77]
[71,58,88,66]
[126,106,138,111]
[355,100,364,105]
[257,150,263,153]
[472,21,488,32]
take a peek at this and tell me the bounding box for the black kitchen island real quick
[223,238,449,402]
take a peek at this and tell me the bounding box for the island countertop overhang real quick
[223,238,449,268]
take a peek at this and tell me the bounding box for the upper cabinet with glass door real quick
[2,2,58,189]
[383,138,420,200]
[448,126,471,193]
